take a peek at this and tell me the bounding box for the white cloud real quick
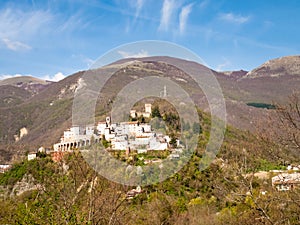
[0,72,66,82]
[118,50,149,58]
[42,72,66,82]
[1,38,31,51]
[219,13,250,24]
[216,58,231,71]
[52,72,66,81]
[159,0,176,31]
[0,74,23,80]
[179,3,193,35]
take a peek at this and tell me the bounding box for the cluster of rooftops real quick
[53,104,176,152]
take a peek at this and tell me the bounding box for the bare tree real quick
[275,92,300,154]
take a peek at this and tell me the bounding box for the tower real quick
[145,104,152,114]
[106,117,111,127]
[163,85,167,97]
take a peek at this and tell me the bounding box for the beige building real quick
[131,104,152,118]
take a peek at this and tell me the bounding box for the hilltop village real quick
[53,104,174,153]
[4,103,299,196]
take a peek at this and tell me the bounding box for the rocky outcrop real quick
[10,174,41,196]
[14,127,28,142]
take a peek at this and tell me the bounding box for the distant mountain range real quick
[0,56,299,163]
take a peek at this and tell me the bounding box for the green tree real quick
[152,106,161,118]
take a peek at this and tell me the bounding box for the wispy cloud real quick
[238,36,295,53]
[179,3,193,35]
[124,0,145,33]
[57,12,89,32]
[199,0,209,9]
[0,8,52,51]
[134,0,144,19]
[118,50,149,58]
[0,8,52,38]
[159,0,176,31]
[216,58,231,71]
[72,54,95,68]
[219,13,250,24]
[1,38,31,51]
[0,5,91,52]
[83,57,95,68]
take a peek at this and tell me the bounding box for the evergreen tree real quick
[152,106,161,118]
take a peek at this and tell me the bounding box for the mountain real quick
[0,56,299,164]
[0,76,49,86]
[0,76,52,96]
[215,56,300,104]
[245,55,300,78]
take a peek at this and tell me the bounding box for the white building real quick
[133,136,150,146]
[97,122,107,135]
[28,153,37,161]
[112,140,128,150]
[0,165,11,173]
[140,124,151,132]
[108,120,169,150]
[53,104,176,152]
[149,137,168,150]
[54,124,98,152]
[63,126,86,142]
[85,125,94,136]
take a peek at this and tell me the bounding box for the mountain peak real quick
[245,55,300,78]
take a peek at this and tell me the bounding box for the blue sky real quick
[0,0,299,81]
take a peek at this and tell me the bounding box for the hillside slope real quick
[0,109,297,224]
[0,85,32,107]
[0,56,299,163]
